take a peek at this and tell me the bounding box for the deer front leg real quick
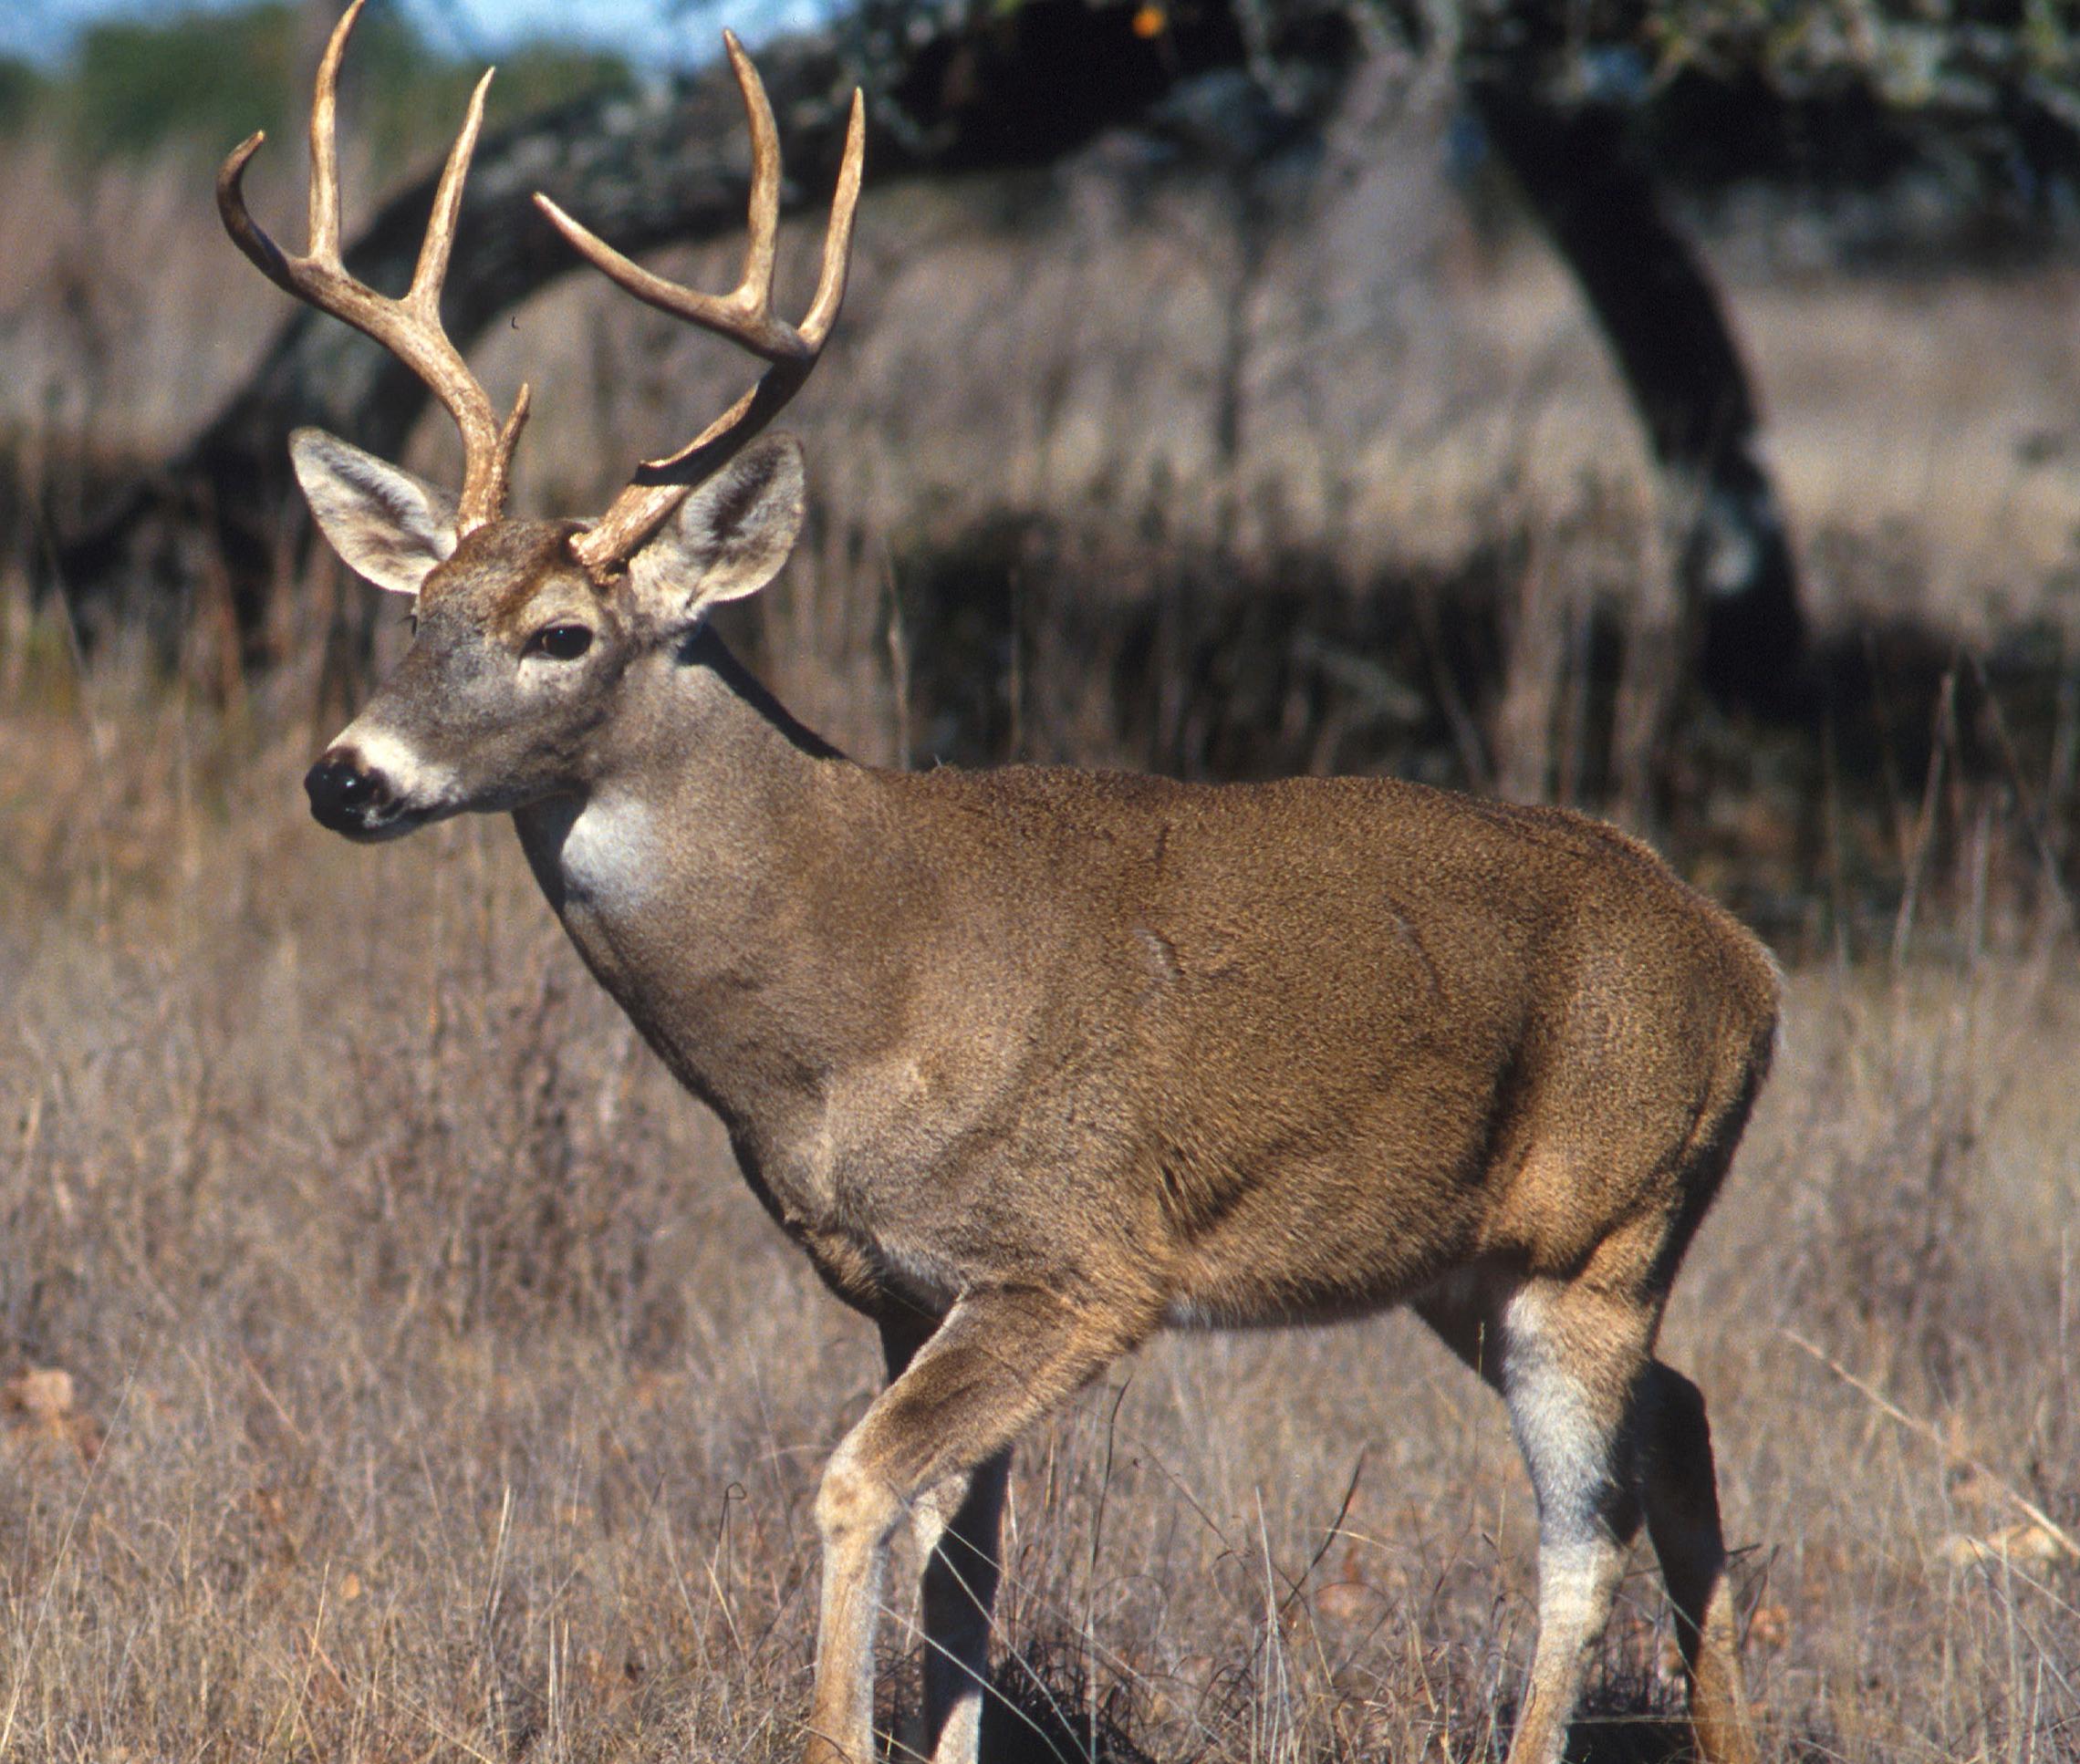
[805,1287,1145,1764]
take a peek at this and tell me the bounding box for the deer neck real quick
[509,624,898,1153]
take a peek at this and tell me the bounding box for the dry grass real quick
[2,55,2078,1764]
[0,554,2075,1764]
[8,73,2080,648]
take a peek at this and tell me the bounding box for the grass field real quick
[4,47,2080,1759]
[0,598,2074,1763]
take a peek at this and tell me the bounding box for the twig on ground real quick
[1781,1328,2079,1563]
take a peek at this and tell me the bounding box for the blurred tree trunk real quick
[1468,82,1805,714]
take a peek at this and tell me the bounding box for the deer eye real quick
[526,623,593,661]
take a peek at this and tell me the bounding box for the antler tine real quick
[731,34,785,338]
[539,47,867,578]
[306,0,353,262]
[797,88,865,351]
[411,67,493,317]
[216,0,526,534]
[533,35,806,364]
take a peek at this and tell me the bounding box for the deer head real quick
[219,0,863,839]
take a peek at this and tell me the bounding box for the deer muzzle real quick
[305,749,396,835]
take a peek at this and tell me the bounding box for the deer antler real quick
[534,33,865,580]
[217,0,530,534]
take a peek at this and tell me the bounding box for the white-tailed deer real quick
[224,10,1775,1762]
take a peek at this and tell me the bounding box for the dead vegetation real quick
[3,50,2079,1764]
[1,508,2076,1759]
[13,69,2080,638]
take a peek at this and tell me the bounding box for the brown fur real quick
[296,436,1774,1764]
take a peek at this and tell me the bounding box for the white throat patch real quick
[558,792,661,914]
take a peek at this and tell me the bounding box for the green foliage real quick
[68,2,301,160]
[1428,0,2080,210]
[0,56,48,138]
[476,42,635,123]
[324,15,635,173]
[1456,0,2080,118]
[1036,0,2080,203]
[1045,0,2080,124]
[26,1,631,171]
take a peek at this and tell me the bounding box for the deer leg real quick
[907,1449,1012,1764]
[1492,1278,1651,1764]
[806,1288,1141,1764]
[1639,1361,1759,1764]
[875,1316,1013,1764]
[1420,1269,1654,1764]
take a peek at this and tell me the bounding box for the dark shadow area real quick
[880,1641,1157,1764]
[1565,1714,1698,1764]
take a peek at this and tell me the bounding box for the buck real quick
[224,9,1776,1762]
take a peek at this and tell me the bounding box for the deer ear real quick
[629,432,806,618]
[291,428,459,597]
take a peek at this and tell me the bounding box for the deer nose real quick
[305,752,391,830]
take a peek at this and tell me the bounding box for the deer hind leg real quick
[1495,1278,1653,1764]
[1638,1361,1759,1764]
[1417,1268,1654,1764]
[806,1289,1142,1764]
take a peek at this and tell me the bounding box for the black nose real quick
[305,753,390,830]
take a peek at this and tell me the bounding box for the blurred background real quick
[1,4,2075,1760]
[9,0,2080,927]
